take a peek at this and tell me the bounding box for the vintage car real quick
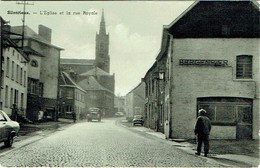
[0,110,20,147]
[114,112,124,117]
[87,108,102,122]
[132,115,144,126]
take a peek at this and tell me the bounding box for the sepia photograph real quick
[0,0,259,167]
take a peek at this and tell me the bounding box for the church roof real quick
[60,58,95,65]
[77,76,113,94]
[79,66,111,76]
[60,71,86,93]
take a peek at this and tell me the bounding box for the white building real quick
[1,31,29,117]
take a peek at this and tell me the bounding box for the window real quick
[17,54,19,61]
[12,49,15,56]
[14,90,18,106]
[11,61,14,79]
[10,88,13,107]
[20,67,23,85]
[16,64,19,82]
[198,97,252,125]
[236,55,253,79]
[6,57,10,77]
[30,59,38,67]
[5,85,8,107]
[39,83,44,96]
[24,71,26,86]
[222,25,230,36]
[21,93,24,108]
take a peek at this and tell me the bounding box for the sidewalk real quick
[15,118,74,142]
[120,119,259,167]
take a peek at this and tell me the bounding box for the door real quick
[236,105,252,139]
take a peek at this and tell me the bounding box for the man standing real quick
[194,109,211,157]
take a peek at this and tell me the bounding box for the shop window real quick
[236,55,252,79]
[216,105,235,122]
[198,97,252,125]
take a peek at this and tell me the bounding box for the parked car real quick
[114,112,124,117]
[0,110,20,147]
[87,108,102,122]
[132,115,144,126]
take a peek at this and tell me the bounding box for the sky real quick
[0,1,194,96]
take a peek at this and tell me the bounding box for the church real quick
[60,10,115,117]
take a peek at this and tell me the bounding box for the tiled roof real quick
[60,58,95,65]
[79,66,110,76]
[60,71,86,93]
[77,76,113,94]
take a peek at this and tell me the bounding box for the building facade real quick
[125,82,145,122]
[114,96,125,113]
[11,25,63,121]
[59,71,87,120]
[144,1,259,140]
[165,1,259,139]
[0,27,29,118]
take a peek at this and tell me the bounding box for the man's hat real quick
[199,109,206,115]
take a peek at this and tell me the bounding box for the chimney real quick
[38,25,52,42]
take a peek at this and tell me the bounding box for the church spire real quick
[99,9,106,34]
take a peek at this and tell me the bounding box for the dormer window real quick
[222,25,230,36]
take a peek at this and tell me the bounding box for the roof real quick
[3,37,30,61]
[60,58,95,65]
[11,26,63,50]
[126,81,145,100]
[77,76,113,94]
[164,1,260,38]
[60,71,86,93]
[79,66,111,76]
[23,46,45,57]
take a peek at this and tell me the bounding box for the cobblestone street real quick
[0,118,224,167]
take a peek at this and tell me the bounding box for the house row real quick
[125,82,145,122]
[143,1,259,140]
[0,16,63,122]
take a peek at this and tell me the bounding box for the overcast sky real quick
[0,1,194,96]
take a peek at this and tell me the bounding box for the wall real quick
[28,55,42,80]
[2,47,28,116]
[170,38,259,139]
[29,40,60,99]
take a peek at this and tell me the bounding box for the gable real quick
[168,1,259,38]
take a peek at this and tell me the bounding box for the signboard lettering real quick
[179,59,228,66]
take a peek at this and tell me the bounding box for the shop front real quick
[197,97,252,139]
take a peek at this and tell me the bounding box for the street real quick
[0,118,224,167]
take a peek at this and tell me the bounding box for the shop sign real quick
[179,59,228,66]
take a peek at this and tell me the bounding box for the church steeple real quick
[95,9,110,73]
[99,9,106,35]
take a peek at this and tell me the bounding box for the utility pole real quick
[16,0,33,49]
